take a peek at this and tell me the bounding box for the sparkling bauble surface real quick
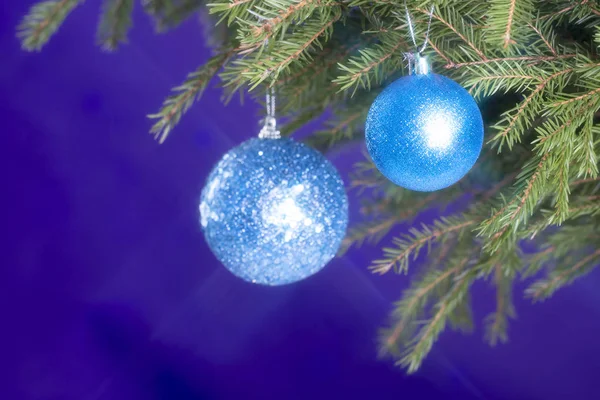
[199,138,348,286]
[366,73,484,192]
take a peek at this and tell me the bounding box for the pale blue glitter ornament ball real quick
[199,138,348,286]
[366,73,484,192]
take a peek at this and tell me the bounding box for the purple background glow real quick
[2,2,600,399]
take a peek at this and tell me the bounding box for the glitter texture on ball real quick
[365,73,484,192]
[199,138,348,286]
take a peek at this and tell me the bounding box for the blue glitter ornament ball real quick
[366,72,484,192]
[199,137,348,286]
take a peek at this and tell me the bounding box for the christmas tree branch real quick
[370,217,476,275]
[527,22,557,56]
[572,177,600,186]
[235,0,339,54]
[382,256,469,353]
[340,218,397,254]
[149,51,233,142]
[523,246,554,278]
[227,10,340,89]
[485,0,534,50]
[503,0,517,48]
[308,110,365,150]
[145,0,207,31]
[335,30,408,92]
[18,0,83,51]
[401,267,477,373]
[479,153,550,252]
[418,7,487,61]
[484,264,516,345]
[97,0,134,50]
[490,67,573,150]
[444,55,575,70]
[526,249,600,301]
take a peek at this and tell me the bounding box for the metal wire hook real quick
[404,1,435,54]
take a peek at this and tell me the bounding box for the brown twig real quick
[571,177,600,186]
[427,39,453,65]
[32,0,71,42]
[552,87,600,107]
[445,54,575,69]
[503,0,517,48]
[527,22,557,56]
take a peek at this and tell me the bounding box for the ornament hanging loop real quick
[406,53,430,76]
[259,85,280,139]
[256,21,280,140]
[403,2,434,75]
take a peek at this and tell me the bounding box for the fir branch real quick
[541,0,600,21]
[228,10,340,89]
[463,60,541,98]
[481,0,536,50]
[395,193,440,220]
[237,0,339,53]
[334,30,408,92]
[539,1,577,20]
[566,197,600,218]
[479,153,550,248]
[340,218,397,254]
[383,257,468,352]
[149,51,232,142]
[17,0,82,51]
[278,39,371,112]
[491,67,573,150]
[401,268,476,373]
[427,38,453,65]
[370,217,476,275]
[549,87,600,108]
[484,264,516,345]
[337,41,404,91]
[308,110,365,150]
[250,0,328,38]
[572,177,600,186]
[97,0,134,51]
[527,249,600,301]
[278,48,333,85]
[527,22,557,56]
[503,0,517,48]
[444,54,575,69]
[270,18,335,73]
[208,0,257,25]
[145,0,206,31]
[522,246,554,278]
[418,7,487,60]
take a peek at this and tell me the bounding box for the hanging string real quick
[253,10,280,140]
[404,1,435,54]
[403,2,435,75]
[259,85,280,139]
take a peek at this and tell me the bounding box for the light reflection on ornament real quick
[422,109,456,150]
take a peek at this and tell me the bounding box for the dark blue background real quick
[2,2,600,399]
